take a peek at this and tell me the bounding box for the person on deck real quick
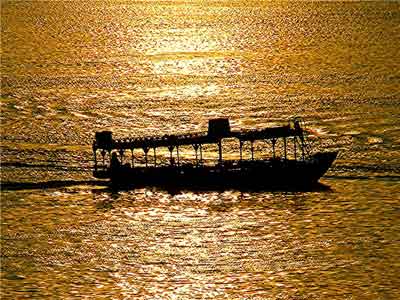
[110,152,121,170]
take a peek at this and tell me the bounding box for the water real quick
[1,1,399,299]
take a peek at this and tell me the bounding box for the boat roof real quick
[94,119,303,151]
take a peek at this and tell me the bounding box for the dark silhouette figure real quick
[110,153,120,170]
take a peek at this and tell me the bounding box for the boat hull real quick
[93,151,338,190]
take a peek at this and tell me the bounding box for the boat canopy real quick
[232,125,299,141]
[93,118,304,152]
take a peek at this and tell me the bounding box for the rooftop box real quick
[95,131,113,149]
[208,118,230,138]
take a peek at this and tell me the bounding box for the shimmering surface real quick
[1,1,399,299]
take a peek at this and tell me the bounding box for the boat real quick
[92,117,338,189]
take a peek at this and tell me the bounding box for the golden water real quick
[1,1,399,299]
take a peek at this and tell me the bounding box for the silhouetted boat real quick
[92,117,338,189]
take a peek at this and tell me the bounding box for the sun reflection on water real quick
[151,56,242,77]
[135,25,243,100]
[139,83,220,100]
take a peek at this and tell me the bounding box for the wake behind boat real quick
[92,117,338,189]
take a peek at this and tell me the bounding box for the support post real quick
[239,140,243,161]
[283,137,287,160]
[143,147,149,167]
[101,150,106,166]
[168,146,174,166]
[193,144,199,166]
[119,149,124,164]
[93,150,97,171]
[294,137,297,161]
[131,149,134,167]
[218,140,222,164]
[176,145,180,166]
[272,138,276,159]
[199,144,203,163]
[251,140,254,160]
[153,147,157,166]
